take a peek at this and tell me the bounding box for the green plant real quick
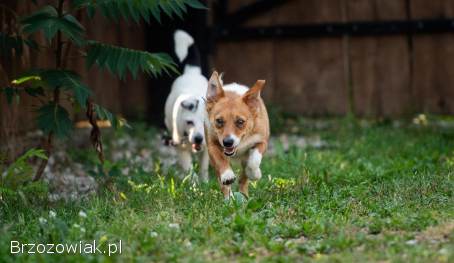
[0,0,204,181]
[0,148,47,189]
[2,121,454,262]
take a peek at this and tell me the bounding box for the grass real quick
[1,118,454,262]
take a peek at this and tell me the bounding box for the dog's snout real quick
[222,137,234,147]
[194,134,203,144]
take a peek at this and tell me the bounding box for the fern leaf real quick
[36,102,73,138]
[185,0,206,9]
[21,5,85,45]
[72,0,205,24]
[39,70,91,107]
[18,70,91,107]
[86,41,178,79]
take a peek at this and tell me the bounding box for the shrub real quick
[0,0,204,181]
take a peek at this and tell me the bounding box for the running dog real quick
[164,30,209,182]
[205,71,270,199]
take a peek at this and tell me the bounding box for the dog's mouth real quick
[192,143,202,152]
[223,146,236,157]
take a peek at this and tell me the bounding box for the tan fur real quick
[205,71,270,199]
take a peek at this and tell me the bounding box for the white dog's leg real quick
[198,150,209,183]
[245,148,262,180]
[177,149,192,179]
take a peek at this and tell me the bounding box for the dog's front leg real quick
[239,143,266,197]
[208,144,235,199]
[245,142,267,181]
[198,149,209,183]
[177,149,192,179]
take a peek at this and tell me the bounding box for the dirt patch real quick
[414,221,454,244]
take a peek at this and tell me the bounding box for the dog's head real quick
[205,71,265,157]
[178,97,205,152]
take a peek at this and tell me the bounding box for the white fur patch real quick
[223,83,249,95]
[184,65,201,75]
[164,70,207,145]
[246,149,262,180]
[248,149,262,169]
[220,169,235,184]
[246,167,262,181]
[170,94,192,144]
[230,134,240,147]
[174,30,194,62]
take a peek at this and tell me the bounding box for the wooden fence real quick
[213,0,454,117]
[2,0,454,157]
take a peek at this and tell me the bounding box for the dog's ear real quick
[243,80,265,110]
[206,71,224,102]
[218,72,225,85]
[181,98,198,112]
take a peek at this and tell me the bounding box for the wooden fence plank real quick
[347,0,411,117]
[213,41,275,102]
[272,0,348,115]
[212,0,275,103]
[411,0,454,114]
[1,1,41,158]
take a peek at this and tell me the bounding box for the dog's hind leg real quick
[239,164,249,198]
[199,150,209,183]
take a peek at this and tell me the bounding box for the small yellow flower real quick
[99,235,108,244]
[413,114,428,126]
[120,192,128,200]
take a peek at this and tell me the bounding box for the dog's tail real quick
[174,29,201,73]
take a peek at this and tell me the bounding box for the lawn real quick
[1,117,453,262]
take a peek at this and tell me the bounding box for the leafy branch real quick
[72,0,205,23]
[1,0,204,182]
[86,41,178,79]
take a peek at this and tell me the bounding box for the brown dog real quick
[205,71,270,199]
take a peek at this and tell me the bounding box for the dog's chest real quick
[230,151,249,164]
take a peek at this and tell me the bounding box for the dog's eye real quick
[186,120,194,126]
[236,118,245,128]
[215,118,224,128]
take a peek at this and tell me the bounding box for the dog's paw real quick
[246,149,262,180]
[246,167,262,181]
[220,169,236,185]
[247,149,262,170]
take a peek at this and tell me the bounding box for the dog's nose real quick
[194,134,203,144]
[222,137,234,147]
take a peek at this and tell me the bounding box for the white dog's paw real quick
[246,166,262,181]
[220,169,236,185]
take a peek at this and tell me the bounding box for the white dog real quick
[164,30,209,182]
